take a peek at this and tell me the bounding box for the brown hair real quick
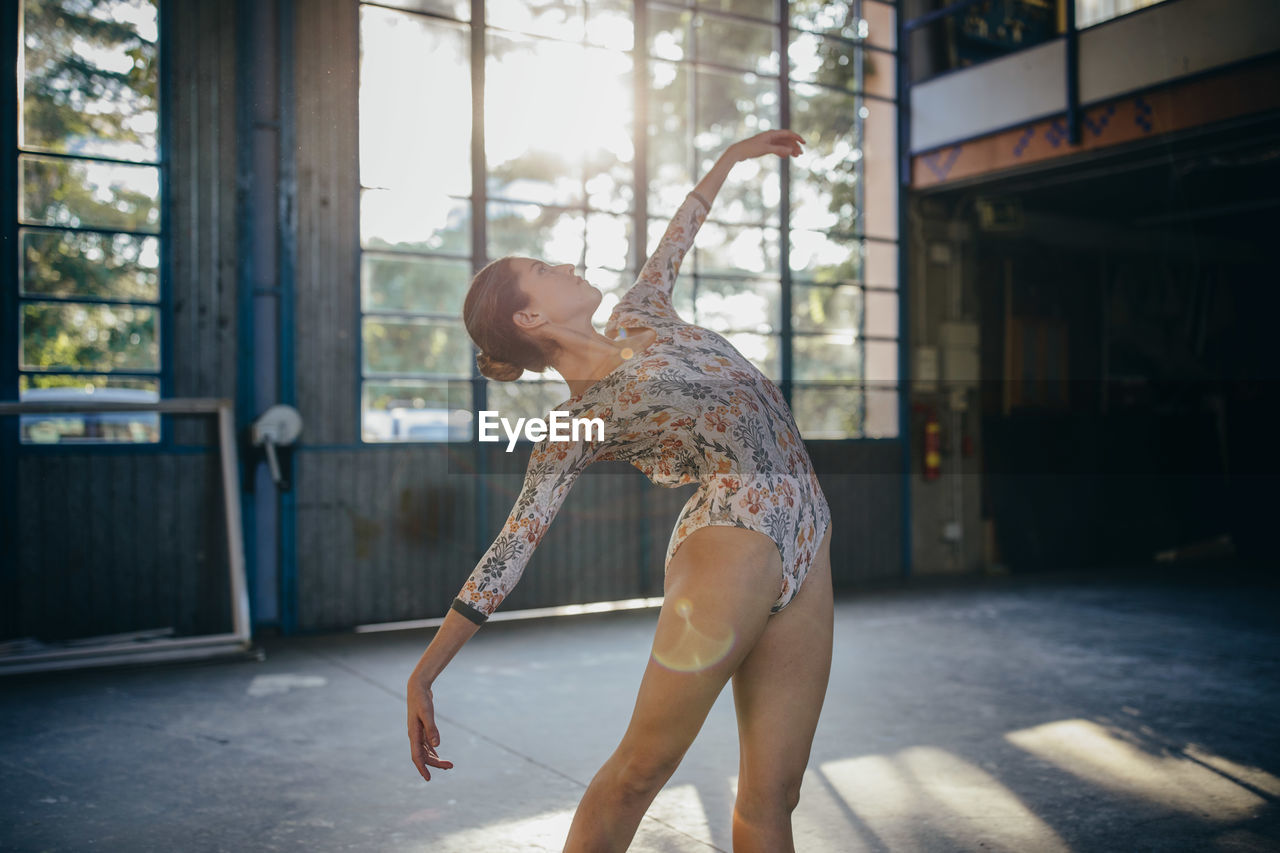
[463,256,560,382]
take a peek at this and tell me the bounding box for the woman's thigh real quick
[731,523,834,803]
[614,525,784,772]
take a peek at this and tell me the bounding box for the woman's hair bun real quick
[476,351,523,382]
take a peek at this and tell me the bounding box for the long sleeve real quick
[451,430,601,624]
[615,189,711,324]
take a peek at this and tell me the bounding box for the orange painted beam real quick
[911,55,1280,189]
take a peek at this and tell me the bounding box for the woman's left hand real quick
[730,130,805,162]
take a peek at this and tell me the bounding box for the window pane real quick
[487,201,585,262]
[649,7,778,74]
[865,288,897,337]
[21,302,159,371]
[721,331,779,380]
[371,0,470,20]
[790,229,859,283]
[21,154,160,233]
[648,61,693,201]
[585,212,634,272]
[863,98,897,240]
[685,220,780,276]
[19,376,160,445]
[793,283,860,334]
[362,254,472,316]
[362,379,472,443]
[865,382,898,437]
[22,229,159,301]
[362,318,473,377]
[22,0,159,162]
[487,34,634,211]
[359,7,470,197]
[864,1,897,51]
[586,0,635,51]
[794,332,859,380]
[693,277,778,334]
[361,190,471,255]
[789,0,866,42]
[861,43,895,99]
[694,67,781,225]
[1077,0,1168,29]
[697,0,777,22]
[865,238,897,288]
[487,379,573,422]
[792,382,861,439]
[591,267,638,323]
[789,83,858,232]
[487,0,584,41]
[789,31,862,94]
[866,338,897,382]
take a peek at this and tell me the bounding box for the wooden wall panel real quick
[293,0,360,446]
[168,0,239,442]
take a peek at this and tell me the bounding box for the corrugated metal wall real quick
[7,0,905,642]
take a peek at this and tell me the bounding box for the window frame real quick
[356,0,900,442]
[5,0,172,453]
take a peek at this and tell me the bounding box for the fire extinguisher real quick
[924,406,941,480]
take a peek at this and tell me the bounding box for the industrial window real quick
[1075,0,1169,29]
[358,0,900,442]
[15,0,164,445]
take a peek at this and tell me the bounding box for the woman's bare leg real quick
[562,525,784,853]
[731,523,834,853]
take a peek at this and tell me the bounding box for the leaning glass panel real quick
[18,374,161,445]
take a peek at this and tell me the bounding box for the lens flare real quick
[651,597,735,672]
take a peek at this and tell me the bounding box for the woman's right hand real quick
[407,672,454,781]
[729,129,805,162]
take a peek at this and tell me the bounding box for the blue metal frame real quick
[1,0,19,619]
[234,0,260,630]
[895,0,911,581]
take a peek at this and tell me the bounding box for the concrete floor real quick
[2,562,1278,852]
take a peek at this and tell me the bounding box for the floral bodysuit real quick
[452,189,832,625]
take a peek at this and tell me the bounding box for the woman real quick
[407,128,834,853]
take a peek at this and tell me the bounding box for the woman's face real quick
[513,258,601,330]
